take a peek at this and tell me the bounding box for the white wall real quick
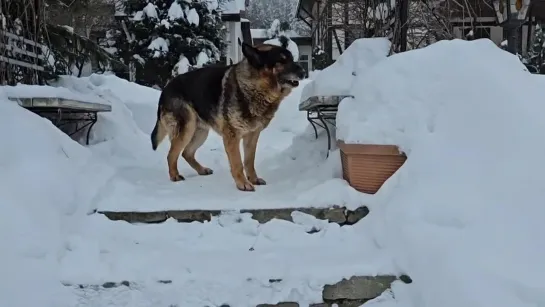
[298,44,313,72]
[224,21,243,65]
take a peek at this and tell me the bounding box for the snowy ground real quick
[48,74,364,211]
[0,73,378,307]
[3,38,545,307]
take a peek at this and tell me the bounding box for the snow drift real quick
[332,38,545,307]
[0,90,114,306]
[299,37,391,103]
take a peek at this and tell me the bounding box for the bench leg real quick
[307,111,319,139]
[86,113,98,145]
[317,116,332,157]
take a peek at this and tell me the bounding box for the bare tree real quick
[246,0,310,35]
[320,0,495,54]
[45,0,115,38]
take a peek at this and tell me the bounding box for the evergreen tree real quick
[312,46,330,70]
[246,0,310,36]
[527,24,545,74]
[111,0,226,87]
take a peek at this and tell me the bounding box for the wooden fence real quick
[0,30,47,85]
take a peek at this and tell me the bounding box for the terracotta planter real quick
[338,141,407,194]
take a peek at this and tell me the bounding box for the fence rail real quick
[0,30,47,85]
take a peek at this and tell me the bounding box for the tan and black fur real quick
[150,41,305,192]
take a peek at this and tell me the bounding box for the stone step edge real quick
[66,275,412,306]
[97,206,370,226]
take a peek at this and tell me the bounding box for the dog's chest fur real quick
[222,68,291,133]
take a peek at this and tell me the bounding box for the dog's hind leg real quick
[182,124,213,176]
[165,111,197,182]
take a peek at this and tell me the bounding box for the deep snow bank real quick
[299,38,391,103]
[334,39,545,307]
[51,74,163,166]
[0,91,113,306]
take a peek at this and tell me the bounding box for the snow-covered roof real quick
[220,0,246,14]
[251,28,306,39]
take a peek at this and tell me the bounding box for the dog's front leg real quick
[223,133,255,192]
[243,131,266,185]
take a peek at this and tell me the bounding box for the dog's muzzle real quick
[280,79,300,87]
[280,63,305,87]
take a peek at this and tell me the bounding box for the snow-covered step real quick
[60,214,407,306]
[67,275,406,307]
[98,206,369,226]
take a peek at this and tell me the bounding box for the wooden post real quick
[399,0,409,52]
[526,5,533,55]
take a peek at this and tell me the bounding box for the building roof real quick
[220,0,247,15]
[296,0,315,20]
[250,28,308,39]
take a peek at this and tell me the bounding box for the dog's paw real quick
[248,176,266,185]
[170,174,185,182]
[198,167,214,176]
[236,180,255,192]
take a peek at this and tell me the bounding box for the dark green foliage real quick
[109,0,226,88]
[43,24,126,79]
[312,46,331,70]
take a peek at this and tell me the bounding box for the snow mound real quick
[3,83,107,104]
[300,37,391,103]
[0,91,114,306]
[52,74,162,166]
[334,38,545,307]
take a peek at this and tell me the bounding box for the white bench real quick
[9,96,112,145]
[299,95,352,156]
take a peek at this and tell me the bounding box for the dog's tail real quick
[151,95,167,151]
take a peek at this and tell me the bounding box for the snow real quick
[3,84,108,105]
[219,0,245,14]
[0,88,114,306]
[267,19,281,38]
[167,1,185,21]
[63,216,397,306]
[330,38,545,307]
[133,54,146,65]
[0,73,392,306]
[71,76,362,211]
[160,19,171,29]
[186,8,199,26]
[173,54,191,75]
[251,28,304,39]
[195,51,210,67]
[61,25,74,33]
[4,37,545,307]
[143,2,158,19]
[147,37,169,58]
[204,0,219,11]
[300,37,391,104]
[264,37,300,62]
[132,10,144,21]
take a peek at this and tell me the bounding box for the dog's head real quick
[241,42,306,88]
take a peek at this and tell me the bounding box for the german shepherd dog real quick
[150,40,306,192]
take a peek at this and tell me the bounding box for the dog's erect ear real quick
[241,42,262,67]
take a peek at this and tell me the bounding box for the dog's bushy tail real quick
[151,95,166,151]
